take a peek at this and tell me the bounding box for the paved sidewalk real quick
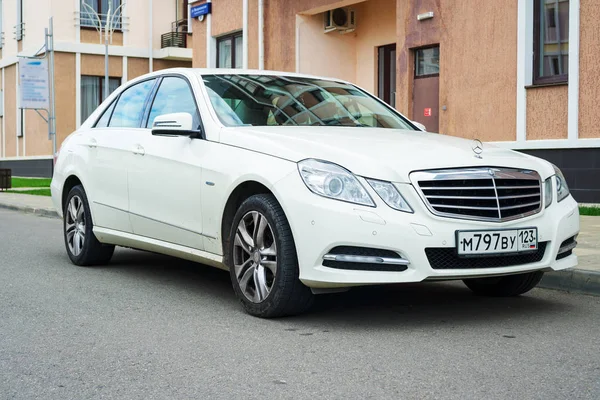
[0,192,598,295]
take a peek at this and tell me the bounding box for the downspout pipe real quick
[242,0,249,69]
[258,0,264,69]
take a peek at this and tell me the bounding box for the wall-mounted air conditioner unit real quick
[324,8,356,34]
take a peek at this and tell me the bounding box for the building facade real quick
[189,0,600,203]
[0,0,193,176]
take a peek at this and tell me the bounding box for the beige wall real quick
[526,86,569,140]
[578,0,600,139]
[55,53,77,148]
[128,58,150,81]
[82,55,123,78]
[297,14,357,83]
[153,59,193,71]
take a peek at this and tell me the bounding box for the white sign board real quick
[19,58,50,110]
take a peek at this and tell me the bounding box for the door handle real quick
[87,138,97,148]
[132,144,145,156]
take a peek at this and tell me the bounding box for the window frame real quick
[413,45,440,79]
[532,0,569,86]
[142,74,205,138]
[96,77,158,129]
[216,31,243,69]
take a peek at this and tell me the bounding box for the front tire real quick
[64,185,115,266]
[227,194,314,318]
[463,271,544,297]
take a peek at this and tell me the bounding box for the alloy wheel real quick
[65,195,86,257]
[233,211,278,303]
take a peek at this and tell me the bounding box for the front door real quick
[412,46,440,132]
[128,75,206,250]
[377,44,396,107]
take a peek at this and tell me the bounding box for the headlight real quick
[298,159,375,207]
[544,178,553,208]
[553,165,570,202]
[366,179,413,213]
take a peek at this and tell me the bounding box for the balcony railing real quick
[161,19,188,49]
[161,31,187,49]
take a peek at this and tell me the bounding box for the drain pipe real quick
[242,0,248,69]
[258,0,264,69]
[149,0,154,72]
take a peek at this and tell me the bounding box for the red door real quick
[412,46,440,132]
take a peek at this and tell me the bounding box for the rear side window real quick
[146,77,201,129]
[95,101,116,128]
[109,79,156,128]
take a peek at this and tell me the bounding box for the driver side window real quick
[146,77,201,129]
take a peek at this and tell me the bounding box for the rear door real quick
[85,78,157,232]
[128,75,207,250]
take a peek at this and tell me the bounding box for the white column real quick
[74,0,81,43]
[258,0,264,70]
[122,56,128,83]
[15,66,19,157]
[516,0,533,143]
[75,52,81,128]
[149,0,154,72]
[568,0,580,141]
[1,68,4,158]
[242,0,249,68]
[206,0,214,68]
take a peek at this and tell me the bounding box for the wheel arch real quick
[220,180,280,266]
[62,174,84,213]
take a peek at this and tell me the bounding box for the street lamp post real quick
[80,1,126,100]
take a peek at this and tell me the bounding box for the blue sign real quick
[190,2,211,18]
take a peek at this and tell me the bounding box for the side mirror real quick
[411,121,427,131]
[151,113,200,137]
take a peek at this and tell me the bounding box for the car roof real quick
[136,68,351,85]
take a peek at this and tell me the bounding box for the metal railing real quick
[161,31,187,49]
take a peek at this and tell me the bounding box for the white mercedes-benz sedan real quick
[51,68,579,317]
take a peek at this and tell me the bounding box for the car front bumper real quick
[273,172,580,288]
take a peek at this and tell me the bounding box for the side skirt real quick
[93,227,227,271]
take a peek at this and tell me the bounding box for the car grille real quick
[425,242,548,270]
[412,168,542,222]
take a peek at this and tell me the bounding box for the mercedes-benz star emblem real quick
[472,139,483,159]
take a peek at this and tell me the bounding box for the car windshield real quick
[202,74,415,129]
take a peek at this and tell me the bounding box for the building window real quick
[217,32,243,68]
[414,47,440,77]
[81,0,122,29]
[81,76,120,123]
[534,0,569,85]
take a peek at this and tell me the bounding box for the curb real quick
[0,203,59,219]
[539,269,600,297]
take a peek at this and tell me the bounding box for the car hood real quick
[219,126,553,183]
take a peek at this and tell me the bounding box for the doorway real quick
[377,44,396,107]
[412,46,440,132]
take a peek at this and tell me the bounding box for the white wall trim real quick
[0,155,53,161]
[242,0,249,69]
[206,1,216,68]
[74,0,81,43]
[75,52,81,128]
[122,55,128,83]
[295,16,301,73]
[491,138,600,150]
[15,66,19,157]
[516,0,533,143]
[568,0,580,141]
[1,68,4,158]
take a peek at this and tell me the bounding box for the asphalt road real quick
[0,208,598,400]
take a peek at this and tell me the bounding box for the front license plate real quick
[456,228,538,256]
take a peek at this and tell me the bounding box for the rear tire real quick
[64,185,115,266]
[227,194,314,318]
[463,271,544,297]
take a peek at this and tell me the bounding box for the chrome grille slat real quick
[411,167,542,222]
